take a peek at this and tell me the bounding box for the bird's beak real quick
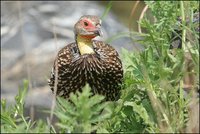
[93,23,103,37]
[93,28,103,37]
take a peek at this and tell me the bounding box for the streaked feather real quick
[48,40,123,101]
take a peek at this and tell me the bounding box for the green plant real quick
[99,1,199,133]
[1,1,199,133]
[1,80,50,133]
[1,81,112,133]
[54,84,112,133]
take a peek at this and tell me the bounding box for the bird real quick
[48,15,123,101]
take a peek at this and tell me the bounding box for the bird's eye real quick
[84,22,88,26]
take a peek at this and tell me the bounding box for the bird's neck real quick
[76,35,95,55]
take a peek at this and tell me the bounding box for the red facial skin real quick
[80,19,97,39]
[80,35,96,39]
[80,19,95,30]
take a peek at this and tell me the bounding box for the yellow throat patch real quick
[77,35,95,55]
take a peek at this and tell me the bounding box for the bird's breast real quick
[71,54,104,80]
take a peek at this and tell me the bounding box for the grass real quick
[1,1,199,133]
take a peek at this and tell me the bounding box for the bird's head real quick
[74,15,102,39]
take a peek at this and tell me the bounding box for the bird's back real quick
[48,40,123,101]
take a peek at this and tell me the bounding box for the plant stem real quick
[180,1,186,51]
[21,114,29,130]
[101,1,113,21]
[142,65,173,132]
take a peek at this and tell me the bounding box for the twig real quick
[128,1,141,52]
[17,1,35,122]
[49,20,59,128]
[138,5,149,33]
[129,1,140,32]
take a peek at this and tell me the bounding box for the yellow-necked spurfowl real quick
[48,15,123,101]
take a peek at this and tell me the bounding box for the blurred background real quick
[1,1,199,132]
[1,1,146,120]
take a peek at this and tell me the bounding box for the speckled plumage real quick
[48,40,123,101]
[48,15,123,101]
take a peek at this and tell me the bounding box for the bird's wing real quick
[48,42,79,97]
[92,40,123,100]
[93,40,123,82]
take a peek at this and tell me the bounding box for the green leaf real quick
[101,1,113,21]
[1,113,17,128]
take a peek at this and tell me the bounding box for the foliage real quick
[105,1,198,133]
[1,80,50,133]
[1,1,199,133]
[54,84,112,133]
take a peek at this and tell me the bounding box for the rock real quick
[1,26,10,36]
[38,4,59,14]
